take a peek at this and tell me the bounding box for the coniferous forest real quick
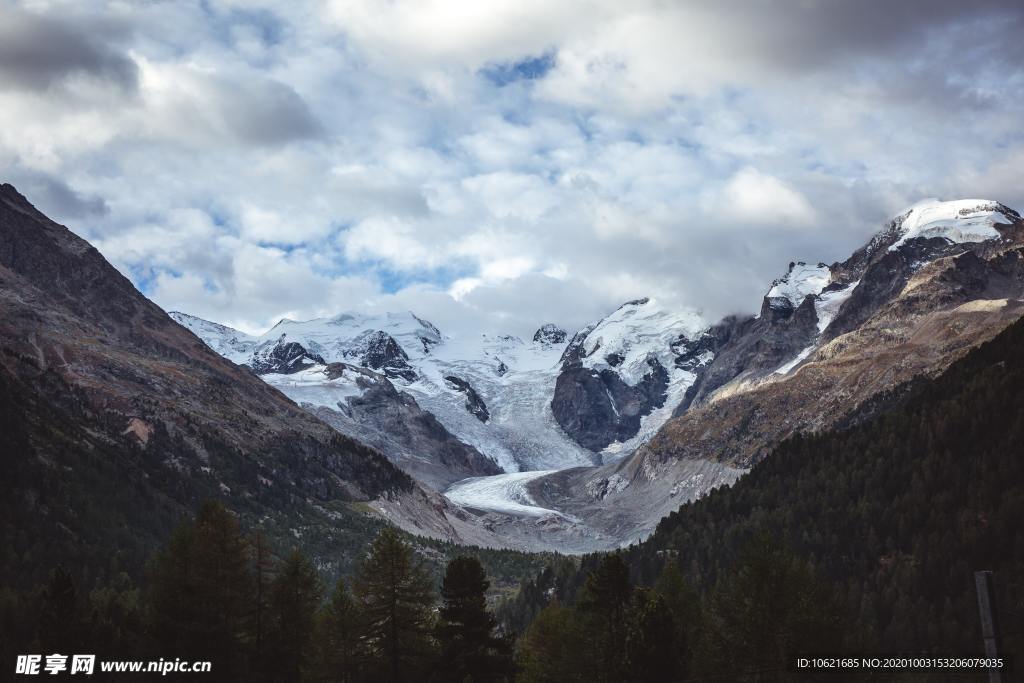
[4,303,1023,681]
[0,503,515,682]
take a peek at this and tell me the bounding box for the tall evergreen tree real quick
[85,573,144,658]
[267,550,322,682]
[36,566,83,654]
[352,527,435,682]
[624,589,678,683]
[146,502,253,676]
[250,529,275,674]
[577,553,632,682]
[652,557,699,675]
[434,556,511,682]
[314,579,362,683]
[516,603,589,683]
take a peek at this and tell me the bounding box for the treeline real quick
[509,540,844,682]
[504,313,1024,678]
[1,502,514,682]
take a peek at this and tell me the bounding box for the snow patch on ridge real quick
[579,298,704,385]
[766,262,831,309]
[815,280,860,333]
[888,199,1010,252]
[774,344,815,375]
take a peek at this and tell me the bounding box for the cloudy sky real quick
[2,0,1023,337]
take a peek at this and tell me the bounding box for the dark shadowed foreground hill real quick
[0,183,420,587]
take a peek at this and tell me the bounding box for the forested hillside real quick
[0,503,523,682]
[504,312,1024,680]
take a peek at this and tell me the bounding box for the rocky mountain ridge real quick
[516,197,1024,548]
[0,183,508,586]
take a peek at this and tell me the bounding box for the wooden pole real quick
[974,570,1003,683]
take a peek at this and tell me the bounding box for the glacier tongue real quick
[402,338,597,473]
[445,470,573,518]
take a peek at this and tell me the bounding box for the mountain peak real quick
[618,297,650,309]
[872,198,1019,255]
[533,323,567,345]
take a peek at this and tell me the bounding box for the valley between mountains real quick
[4,179,1024,675]
[170,196,1024,553]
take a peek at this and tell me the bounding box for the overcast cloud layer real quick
[2,0,1022,337]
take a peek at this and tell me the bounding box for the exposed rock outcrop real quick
[309,364,502,489]
[444,375,490,423]
[358,330,418,381]
[533,323,567,345]
[551,358,669,451]
[249,337,326,375]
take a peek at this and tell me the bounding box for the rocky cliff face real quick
[249,337,326,375]
[550,298,705,454]
[443,374,490,423]
[551,359,669,451]
[273,362,502,489]
[533,323,567,344]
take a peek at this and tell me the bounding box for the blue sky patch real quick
[481,52,556,87]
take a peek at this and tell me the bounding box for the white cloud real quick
[714,167,817,228]
[325,0,593,70]
[1,0,1022,341]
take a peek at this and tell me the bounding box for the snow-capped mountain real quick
[513,197,1024,549]
[172,298,710,482]
[172,314,258,361]
[171,196,1024,553]
[881,198,1015,253]
[553,298,706,457]
[763,197,1021,378]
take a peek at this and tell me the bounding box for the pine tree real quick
[434,556,511,682]
[251,529,275,673]
[624,588,678,682]
[85,572,144,658]
[352,527,435,682]
[314,579,362,683]
[146,502,253,676]
[516,603,589,683]
[695,535,843,679]
[36,566,82,653]
[577,553,632,682]
[652,557,699,675]
[267,550,322,682]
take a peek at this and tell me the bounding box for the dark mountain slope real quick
[510,312,1024,660]
[0,183,416,587]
